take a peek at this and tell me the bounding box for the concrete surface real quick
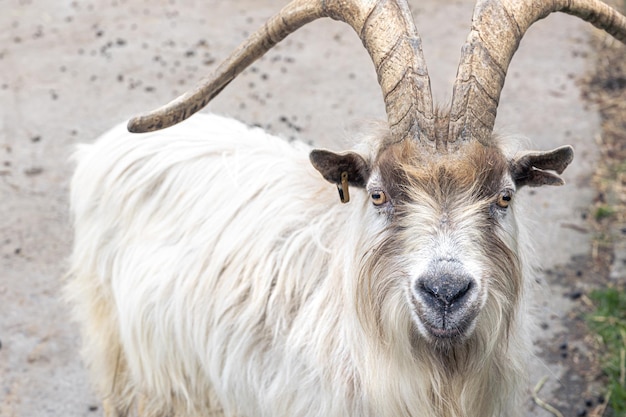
[0,0,602,416]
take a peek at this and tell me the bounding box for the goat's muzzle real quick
[410,259,480,341]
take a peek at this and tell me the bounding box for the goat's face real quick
[374,142,518,345]
[311,138,573,348]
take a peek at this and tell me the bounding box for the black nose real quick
[417,273,473,309]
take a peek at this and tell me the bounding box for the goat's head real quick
[310,136,573,349]
[351,140,574,349]
[127,0,626,347]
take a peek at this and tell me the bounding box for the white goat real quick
[66,0,626,416]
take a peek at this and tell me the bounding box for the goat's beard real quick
[407,297,513,376]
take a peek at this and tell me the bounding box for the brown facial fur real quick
[374,140,511,209]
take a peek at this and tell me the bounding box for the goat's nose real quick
[417,274,473,308]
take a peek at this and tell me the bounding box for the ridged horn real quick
[127,0,435,145]
[448,0,626,145]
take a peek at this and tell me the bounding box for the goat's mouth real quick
[408,291,478,342]
[420,315,475,341]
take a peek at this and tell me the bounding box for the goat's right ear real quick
[309,149,370,188]
[310,150,370,203]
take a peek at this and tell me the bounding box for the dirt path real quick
[0,1,612,416]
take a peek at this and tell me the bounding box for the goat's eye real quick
[496,190,513,209]
[371,190,387,206]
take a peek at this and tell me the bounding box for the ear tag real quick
[337,171,350,204]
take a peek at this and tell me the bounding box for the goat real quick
[66,0,626,416]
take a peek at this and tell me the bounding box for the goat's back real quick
[66,113,365,416]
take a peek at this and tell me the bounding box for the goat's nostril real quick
[453,281,472,302]
[418,277,473,307]
[419,281,436,298]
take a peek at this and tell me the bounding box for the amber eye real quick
[371,190,387,206]
[496,190,513,209]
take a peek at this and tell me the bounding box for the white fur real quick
[66,113,536,417]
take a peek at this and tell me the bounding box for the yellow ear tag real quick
[337,171,350,204]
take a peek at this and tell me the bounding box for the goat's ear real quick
[309,149,370,188]
[510,145,574,188]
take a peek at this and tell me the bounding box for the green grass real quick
[595,205,617,221]
[587,287,626,414]
[611,161,626,175]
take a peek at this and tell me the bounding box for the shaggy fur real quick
[67,113,538,417]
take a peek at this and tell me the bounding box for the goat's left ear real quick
[510,145,574,188]
[310,149,370,203]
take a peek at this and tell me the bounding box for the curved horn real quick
[448,0,626,145]
[128,0,435,144]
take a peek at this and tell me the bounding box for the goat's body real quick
[64,0,623,411]
[67,113,533,417]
